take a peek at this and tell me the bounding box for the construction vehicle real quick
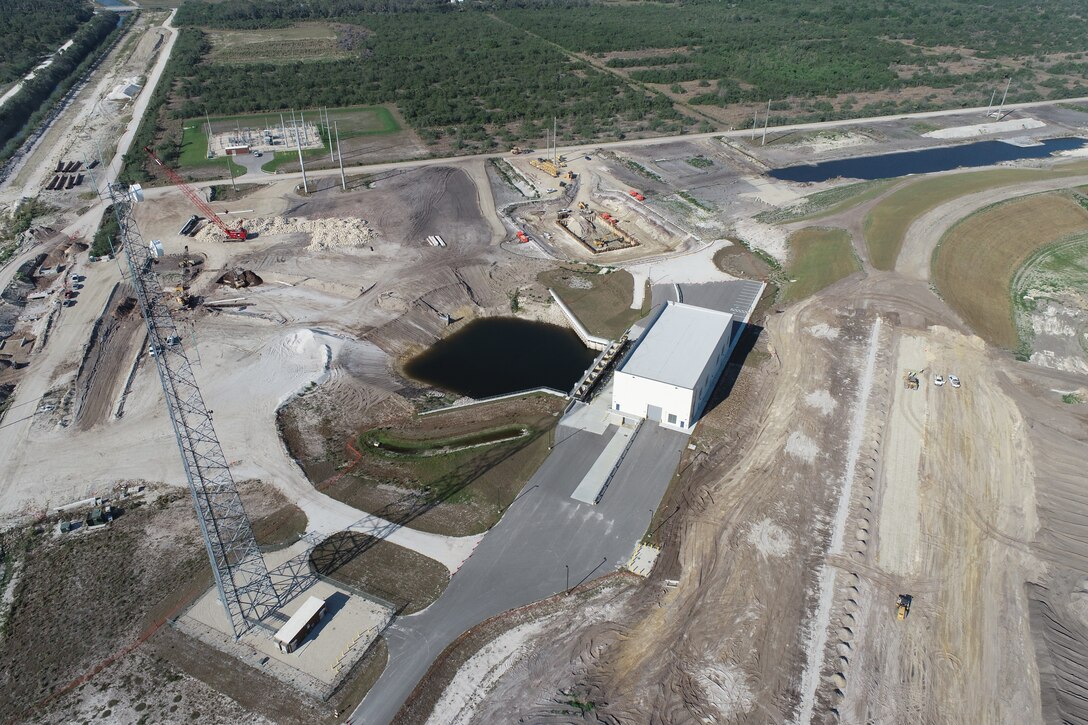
[578,201,588,211]
[145,147,248,241]
[904,368,923,390]
[510,146,523,155]
[896,594,913,620]
[565,171,576,181]
[167,284,192,307]
[629,189,646,202]
[515,230,529,243]
[529,158,561,177]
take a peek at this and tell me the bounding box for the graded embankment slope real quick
[863,163,1088,271]
[933,192,1088,349]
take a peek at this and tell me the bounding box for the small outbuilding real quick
[274,595,327,654]
[611,301,736,432]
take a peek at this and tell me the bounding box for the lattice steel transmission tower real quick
[107,183,277,638]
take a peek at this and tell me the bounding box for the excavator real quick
[903,368,924,390]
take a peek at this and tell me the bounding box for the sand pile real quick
[197,216,379,250]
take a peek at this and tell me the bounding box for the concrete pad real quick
[571,424,636,504]
[627,543,660,576]
[177,543,394,698]
[561,378,617,435]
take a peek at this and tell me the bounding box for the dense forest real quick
[175,0,453,27]
[0,0,94,85]
[154,0,1088,164]
[121,28,209,183]
[0,13,126,162]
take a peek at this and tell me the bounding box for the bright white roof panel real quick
[618,302,733,389]
[274,595,326,644]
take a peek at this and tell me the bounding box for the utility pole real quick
[325,106,333,163]
[295,120,309,194]
[761,99,771,146]
[995,76,1012,119]
[986,88,997,117]
[226,154,236,192]
[752,107,758,140]
[553,116,558,165]
[204,109,213,158]
[279,112,287,147]
[300,110,308,145]
[335,120,346,191]
[82,153,100,198]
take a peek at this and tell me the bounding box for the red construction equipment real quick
[628,189,646,201]
[144,146,248,240]
[516,230,529,243]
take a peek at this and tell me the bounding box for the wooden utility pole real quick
[761,99,771,146]
[335,120,346,191]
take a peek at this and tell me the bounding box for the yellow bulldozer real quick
[896,594,913,620]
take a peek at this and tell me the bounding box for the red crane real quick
[144,146,248,240]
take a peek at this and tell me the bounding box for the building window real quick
[680,421,686,428]
[667,413,677,424]
[615,403,621,410]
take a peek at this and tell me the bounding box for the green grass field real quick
[178,123,247,176]
[864,162,1088,270]
[783,227,860,302]
[539,267,650,339]
[178,105,400,172]
[933,192,1088,349]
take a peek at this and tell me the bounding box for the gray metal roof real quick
[618,302,734,389]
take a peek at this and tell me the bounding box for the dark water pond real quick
[769,137,1088,183]
[404,318,596,398]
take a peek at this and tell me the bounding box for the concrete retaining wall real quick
[548,288,611,351]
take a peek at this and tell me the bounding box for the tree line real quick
[0,0,94,85]
[0,13,125,163]
[142,13,687,168]
[176,0,452,28]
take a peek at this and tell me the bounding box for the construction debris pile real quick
[198,216,379,251]
[217,269,263,288]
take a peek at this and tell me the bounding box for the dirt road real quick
[430,270,1055,724]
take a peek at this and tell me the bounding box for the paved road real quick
[351,421,687,724]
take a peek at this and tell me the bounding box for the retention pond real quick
[770,137,1088,183]
[403,317,596,399]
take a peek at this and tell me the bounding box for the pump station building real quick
[612,301,737,432]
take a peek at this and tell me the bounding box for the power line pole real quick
[295,121,309,194]
[761,99,771,146]
[226,154,236,192]
[995,76,1012,119]
[986,88,997,117]
[325,106,333,163]
[205,109,213,159]
[335,120,346,191]
[752,107,758,140]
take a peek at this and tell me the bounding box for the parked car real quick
[948,374,961,388]
[934,374,945,387]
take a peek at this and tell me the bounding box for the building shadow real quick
[699,322,764,421]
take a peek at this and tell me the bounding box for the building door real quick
[646,404,662,422]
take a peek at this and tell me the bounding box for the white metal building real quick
[612,302,736,432]
[274,595,327,654]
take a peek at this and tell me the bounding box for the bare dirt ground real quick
[0,482,326,725]
[420,266,1071,724]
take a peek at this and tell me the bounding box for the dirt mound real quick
[199,216,379,251]
[217,269,263,288]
